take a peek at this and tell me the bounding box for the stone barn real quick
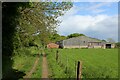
[56,36,115,49]
[47,43,59,49]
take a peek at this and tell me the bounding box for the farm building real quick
[56,36,115,49]
[47,43,59,49]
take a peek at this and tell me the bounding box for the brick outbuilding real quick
[47,43,59,48]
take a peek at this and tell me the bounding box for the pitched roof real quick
[63,36,102,42]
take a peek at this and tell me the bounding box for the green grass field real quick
[46,48,118,78]
[4,47,118,79]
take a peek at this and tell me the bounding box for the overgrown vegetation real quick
[12,47,41,78]
[2,2,73,79]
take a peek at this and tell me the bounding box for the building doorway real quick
[106,44,111,48]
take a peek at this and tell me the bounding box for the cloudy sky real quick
[57,2,118,42]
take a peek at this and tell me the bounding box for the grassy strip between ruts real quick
[31,54,42,78]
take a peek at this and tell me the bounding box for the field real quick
[3,48,118,79]
[46,48,118,78]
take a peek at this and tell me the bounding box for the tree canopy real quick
[49,33,67,42]
[2,2,73,79]
[2,2,73,55]
[18,2,73,47]
[67,33,85,38]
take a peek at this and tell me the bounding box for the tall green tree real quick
[2,2,73,79]
[2,2,31,56]
[3,2,73,55]
[18,2,73,48]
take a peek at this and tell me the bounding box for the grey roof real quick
[63,36,102,42]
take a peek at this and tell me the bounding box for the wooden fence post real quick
[77,61,82,80]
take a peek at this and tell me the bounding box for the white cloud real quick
[57,2,118,41]
[57,7,118,41]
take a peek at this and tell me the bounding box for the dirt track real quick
[23,53,49,79]
[42,54,48,78]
